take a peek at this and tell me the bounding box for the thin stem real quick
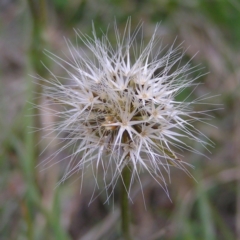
[23,1,48,239]
[121,165,133,240]
[27,0,48,154]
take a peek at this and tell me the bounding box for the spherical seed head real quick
[40,20,212,198]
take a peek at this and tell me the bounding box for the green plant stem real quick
[23,1,47,239]
[121,165,132,240]
[27,0,48,164]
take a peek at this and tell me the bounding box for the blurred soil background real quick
[1,0,240,239]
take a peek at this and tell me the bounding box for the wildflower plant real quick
[39,21,212,202]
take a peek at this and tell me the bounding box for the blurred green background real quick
[0,0,239,239]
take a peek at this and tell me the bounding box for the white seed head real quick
[39,20,213,199]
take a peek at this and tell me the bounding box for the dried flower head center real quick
[124,142,135,152]
[102,115,117,131]
[152,110,158,118]
[141,130,147,137]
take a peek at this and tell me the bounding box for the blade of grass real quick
[196,180,216,240]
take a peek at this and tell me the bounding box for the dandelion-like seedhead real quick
[39,21,212,198]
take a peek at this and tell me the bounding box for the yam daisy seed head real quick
[38,21,213,200]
